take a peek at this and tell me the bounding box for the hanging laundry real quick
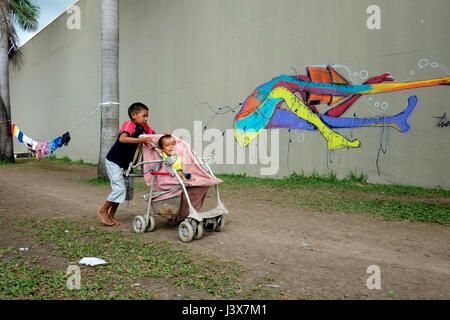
[41,141,50,159]
[11,122,39,153]
[61,132,71,146]
[36,143,43,161]
[10,121,71,161]
[53,136,62,148]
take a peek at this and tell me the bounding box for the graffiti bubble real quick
[431,62,439,68]
[374,102,381,108]
[368,97,373,101]
[359,70,369,80]
[410,71,415,76]
[353,72,359,77]
[418,59,429,69]
[294,133,305,143]
[381,102,389,110]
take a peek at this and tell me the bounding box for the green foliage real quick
[80,177,110,187]
[298,195,450,225]
[79,177,148,192]
[346,171,368,184]
[0,160,15,166]
[9,0,40,32]
[216,172,450,197]
[1,0,40,67]
[0,217,260,300]
[216,172,450,225]
[44,156,97,167]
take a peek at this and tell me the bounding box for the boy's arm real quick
[119,132,154,147]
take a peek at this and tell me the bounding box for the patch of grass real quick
[0,252,67,300]
[1,156,97,167]
[80,177,110,187]
[0,160,16,166]
[216,172,450,225]
[134,181,148,191]
[43,156,97,167]
[79,177,148,191]
[297,195,450,225]
[0,216,265,300]
[346,171,368,184]
[217,172,450,198]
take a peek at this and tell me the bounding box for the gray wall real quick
[10,0,101,162]
[10,0,450,189]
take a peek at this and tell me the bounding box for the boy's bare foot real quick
[109,216,123,226]
[97,209,114,226]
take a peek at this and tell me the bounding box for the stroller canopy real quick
[141,134,223,203]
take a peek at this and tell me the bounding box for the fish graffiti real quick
[234,65,450,150]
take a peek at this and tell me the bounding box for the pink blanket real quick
[141,135,223,221]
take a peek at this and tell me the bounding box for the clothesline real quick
[66,102,119,132]
[1,101,119,133]
[7,101,120,160]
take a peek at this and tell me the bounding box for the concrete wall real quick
[10,0,450,189]
[10,0,101,162]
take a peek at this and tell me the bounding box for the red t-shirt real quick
[106,121,155,169]
[120,121,153,137]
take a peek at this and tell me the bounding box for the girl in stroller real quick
[125,134,229,242]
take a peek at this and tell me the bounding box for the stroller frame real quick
[124,144,228,243]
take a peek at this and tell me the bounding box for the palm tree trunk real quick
[0,31,14,163]
[98,0,119,177]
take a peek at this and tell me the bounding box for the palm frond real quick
[8,0,40,32]
[0,0,39,68]
[0,1,19,52]
[8,36,23,69]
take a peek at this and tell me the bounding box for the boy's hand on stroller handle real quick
[141,136,155,148]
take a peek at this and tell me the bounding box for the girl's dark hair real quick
[158,135,174,149]
[128,102,149,118]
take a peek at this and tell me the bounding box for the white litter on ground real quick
[78,257,108,266]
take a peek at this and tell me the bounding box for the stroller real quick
[124,135,229,243]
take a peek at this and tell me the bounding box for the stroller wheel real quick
[195,222,204,240]
[203,218,217,232]
[191,220,204,240]
[215,216,225,232]
[133,216,146,233]
[178,221,194,243]
[145,216,156,232]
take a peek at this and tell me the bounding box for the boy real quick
[158,135,193,182]
[97,102,156,226]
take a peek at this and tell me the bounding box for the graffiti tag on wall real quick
[433,113,450,128]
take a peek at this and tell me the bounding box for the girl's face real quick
[160,137,176,156]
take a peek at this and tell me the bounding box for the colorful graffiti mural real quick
[233,65,450,150]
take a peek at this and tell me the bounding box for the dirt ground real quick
[1,161,449,300]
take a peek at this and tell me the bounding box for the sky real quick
[15,0,78,46]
